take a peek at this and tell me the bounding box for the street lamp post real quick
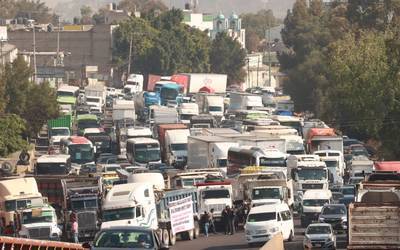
[32,22,37,82]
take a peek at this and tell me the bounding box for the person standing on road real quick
[71,218,79,243]
[201,211,210,237]
[209,208,217,234]
[222,206,230,235]
[228,207,236,235]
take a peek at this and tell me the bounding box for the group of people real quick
[200,205,247,237]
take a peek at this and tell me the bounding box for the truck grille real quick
[205,204,226,214]
[77,211,97,230]
[29,227,50,239]
[302,184,324,190]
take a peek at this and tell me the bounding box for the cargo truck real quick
[101,182,200,246]
[134,91,161,122]
[35,176,102,241]
[112,100,135,122]
[48,115,72,148]
[178,102,199,124]
[306,128,343,154]
[195,93,225,119]
[171,73,227,94]
[155,124,188,165]
[228,92,263,112]
[187,136,238,174]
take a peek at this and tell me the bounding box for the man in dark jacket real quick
[221,206,230,235]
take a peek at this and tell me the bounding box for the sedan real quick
[83,226,168,250]
[303,223,336,250]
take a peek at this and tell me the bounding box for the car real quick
[303,223,336,250]
[318,204,347,231]
[341,185,355,199]
[82,226,168,250]
[80,163,97,175]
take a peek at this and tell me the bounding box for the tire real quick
[1,162,14,174]
[288,230,294,242]
[162,229,169,246]
[19,151,30,163]
[194,221,200,239]
[169,229,176,246]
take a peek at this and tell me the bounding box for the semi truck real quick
[48,115,72,147]
[306,128,343,154]
[156,123,189,167]
[178,102,199,124]
[228,92,263,112]
[35,176,102,241]
[171,73,227,94]
[195,93,225,119]
[134,91,161,122]
[187,136,238,172]
[124,74,144,94]
[101,182,200,246]
[112,100,135,122]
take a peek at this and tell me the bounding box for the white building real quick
[243,53,277,90]
[183,11,213,32]
[0,26,18,65]
[210,13,245,49]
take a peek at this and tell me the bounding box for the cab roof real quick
[249,203,290,214]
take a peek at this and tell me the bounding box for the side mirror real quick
[82,242,91,248]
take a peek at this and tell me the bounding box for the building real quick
[210,13,245,49]
[243,53,278,90]
[0,43,18,65]
[103,3,139,25]
[183,11,213,32]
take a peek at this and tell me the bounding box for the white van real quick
[245,203,294,245]
[300,189,332,227]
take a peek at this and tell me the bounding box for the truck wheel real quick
[194,221,200,238]
[169,229,176,245]
[162,229,169,246]
[1,161,14,175]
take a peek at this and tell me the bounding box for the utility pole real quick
[267,17,271,87]
[33,22,37,83]
[56,16,60,66]
[127,34,133,77]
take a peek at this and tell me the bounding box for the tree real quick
[80,5,93,24]
[14,0,54,23]
[210,32,246,86]
[118,0,167,16]
[23,82,59,136]
[246,30,261,53]
[0,114,28,157]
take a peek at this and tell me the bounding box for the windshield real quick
[259,157,286,167]
[51,128,69,136]
[307,226,331,234]
[86,97,100,103]
[180,114,194,120]
[57,91,74,97]
[103,178,119,186]
[78,120,99,130]
[103,207,135,222]
[171,143,187,151]
[247,212,276,222]
[94,229,154,249]
[303,199,329,206]
[71,199,98,210]
[252,188,281,200]
[325,161,338,169]
[134,144,160,163]
[36,162,68,175]
[297,169,327,180]
[202,189,230,199]
[209,106,222,112]
[5,198,43,212]
[322,206,346,215]
[341,187,355,195]
[68,144,94,164]
[22,210,54,224]
[161,88,178,100]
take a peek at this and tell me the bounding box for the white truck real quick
[149,105,179,126]
[279,134,305,155]
[348,156,373,178]
[196,93,225,119]
[178,102,199,124]
[0,178,61,240]
[101,182,200,246]
[300,189,332,227]
[187,136,238,173]
[314,150,345,186]
[233,171,294,208]
[125,74,144,94]
[85,82,106,106]
[112,100,135,122]
[228,92,263,112]
[165,129,190,167]
[196,180,233,223]
[238,137,287,154]
[172,73,227,94]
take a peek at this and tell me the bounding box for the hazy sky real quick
[42,0,295,21]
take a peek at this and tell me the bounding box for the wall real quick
[8,25,113,81]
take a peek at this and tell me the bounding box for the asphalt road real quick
[171,218,348,250]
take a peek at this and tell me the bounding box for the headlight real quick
[319,217,325,222]
[245,230,254,235]
[341,216,347,221]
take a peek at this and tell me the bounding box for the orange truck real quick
[306,128,343,154]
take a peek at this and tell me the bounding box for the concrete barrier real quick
[260,233,284,250]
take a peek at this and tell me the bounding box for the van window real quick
[136,206,142,217]
[277,213,282,221]
[247,212,276,222]
[281,210,292,221]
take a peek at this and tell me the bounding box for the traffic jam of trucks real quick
[0,72,399,250]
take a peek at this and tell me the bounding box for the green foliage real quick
[118,0,167,16]
[0,114,28,157]
[210,32,246,85]
[0,0,54,23]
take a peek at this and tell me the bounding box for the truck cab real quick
[18,204,62,240]
[160,83,183,106]
[178,102,199,124]
[49,127,70,147]
[165,129,190,167]
[314,150,345,186]
[196,181,233,222]
[36,154,71,175]
[300,189,332,227]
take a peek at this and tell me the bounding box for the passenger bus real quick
[126,137,161,167]
[271,115,304,138]
[76,114,99,135]
[227,147,287,177]
[60,136,95,165]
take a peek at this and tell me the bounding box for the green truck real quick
[48,115,72,148]
[48,115,72,131]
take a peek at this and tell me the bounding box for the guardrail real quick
[260,233,284,250]
[0,236,86,250]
